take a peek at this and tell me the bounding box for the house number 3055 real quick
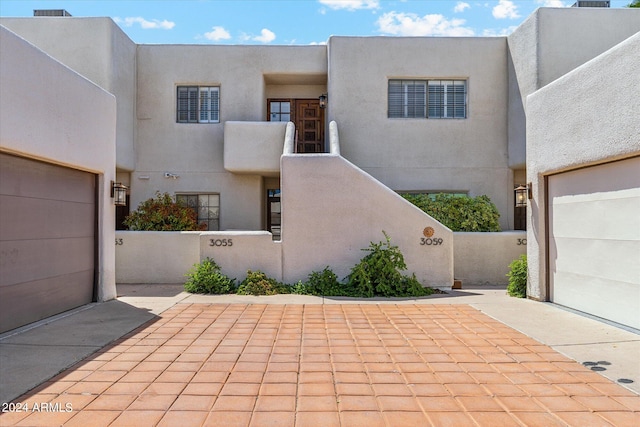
[210,238,233,247]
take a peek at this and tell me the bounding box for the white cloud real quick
[454,2,471,13]
[377,11,474,37]
[114,17,175,30]
[253,28,276,43]
[204,26,231,41]
[492,0,520,19]
[536,0,569,6]
[319,0,380,11]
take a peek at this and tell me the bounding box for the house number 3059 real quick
[420,238,444,246]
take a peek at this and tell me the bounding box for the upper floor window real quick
[177,86,219,123]
[388,79,467,119]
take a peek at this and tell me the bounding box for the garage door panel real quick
[0,155,95,204]
[552,238,640,285]
[551,192,640,241]
[548,156,639,196]
[0,154,95,334]
[0,195,94,241]
[0,237,94,287]
[549,156,640,330]
[551,272,640,330]
[0,270,95,333]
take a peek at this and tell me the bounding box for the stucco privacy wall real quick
[327,36,514,231]
[526,32,640,301]
[0,26,117,300]
[0,18,137,172]
[115,232,200,283]
[281,154,453,288]
[454,232,526,286]
[115,230,528,288]
[132,45,326,229]
[506,8,640,169]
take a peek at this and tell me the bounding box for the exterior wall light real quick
[515,183,532,208]
[319,94,327,109]
[111,181,128,206]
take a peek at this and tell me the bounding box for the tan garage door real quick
[0,154,96,333]
[548,156,640,330]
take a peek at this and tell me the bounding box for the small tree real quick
[628,0,640,8]
[124,192,206,231]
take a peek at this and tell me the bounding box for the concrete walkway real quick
[0,285,638,426]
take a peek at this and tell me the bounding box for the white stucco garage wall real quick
[0,18,137,172]
[0,26,117,301]
[526,32,640,302]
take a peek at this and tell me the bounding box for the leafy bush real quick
[345,232,434,298]
[237,270,290,296]
[184,258,235,294]
[124,192,206,231]
[402,193,500,232]
[506,255,527,298]
[294,267,348,297]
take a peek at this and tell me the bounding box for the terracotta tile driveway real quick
[2,304,639,426]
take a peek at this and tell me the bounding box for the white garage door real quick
[548,156,640,330]
[0,154,96,333]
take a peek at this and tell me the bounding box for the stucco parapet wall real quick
[526,32,640,177]
[223,121,288,176]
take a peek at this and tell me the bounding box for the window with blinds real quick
[177,86,219,123]
[388,79,466,119]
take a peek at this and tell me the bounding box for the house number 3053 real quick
[115,238,123,246]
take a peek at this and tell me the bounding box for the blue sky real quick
[0,0,632,44]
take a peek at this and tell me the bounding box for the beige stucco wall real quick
[115,232,201,283]
[0,18,137,172]
[281,153,454,288]
[200,232,282,282]
[507,8,640,169]
[327,36,514,230]
[223,121,288,176]
[454,231,526,286]
[0,26,117,300]
[133,44,326,229]
[526,32,640,301]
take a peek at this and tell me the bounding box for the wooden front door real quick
[295,100,324,153]
[267,98,325,153]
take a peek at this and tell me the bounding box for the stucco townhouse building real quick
[1,6,638,333]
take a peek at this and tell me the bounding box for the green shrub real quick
[184,258,235,294]
[402,193,500,232]
[295,267,347,297]
[506,255,527,298]
[237,270,290,296]
[345,232,434,298]
[124,192,206,231]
